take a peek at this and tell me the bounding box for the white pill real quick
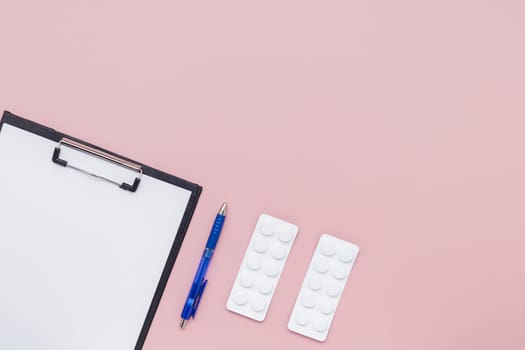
[313,318,328,332]
[325,282,341,297]
[308,276,322,291]
[253,238,268,254]
[246,254,262,271]
[314,259,329,273]
[295,310,310,326]
[277,225,294,243]
[301,292,316,309]
[259,218,275,236]
[271,244,287,260]
[320,240,336,256]
[338,246,355,263]
[264,263,280,277]
[240,273,255,288]
[234,291,248,306]
[332,264,348,280]
[257,279,273,295]
[320,299,334,315]
[251,296,267,312]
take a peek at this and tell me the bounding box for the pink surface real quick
[1,1,524,349]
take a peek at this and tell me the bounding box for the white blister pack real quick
[288,234,359,342]
[226,214,298,321]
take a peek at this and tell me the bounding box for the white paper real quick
[0,124,192,350]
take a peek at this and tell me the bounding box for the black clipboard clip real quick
[52,138,142,192]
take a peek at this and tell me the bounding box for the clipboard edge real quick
[135,186,202,350]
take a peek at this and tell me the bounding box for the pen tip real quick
[219,202,228,216]
[180,319,187,329]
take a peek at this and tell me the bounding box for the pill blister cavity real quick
[234,291,249,306]
[338,246,355,263]
[240,273,255,288]
[320,240,336,257]
[314,259,329,274]
[270,243,287,260]
[295,310,310,326]
[246,254,262,271]
[325,282,341,297]
[264,263,280,277]
[308,276,322,291]
[332,264,348,280]
[253,237,268,254]
[301,292,316,309]
[319,299,334,315]
[251,296,267,312]
[259,218,275,236]
[257,279,274,295]
[313,318,328,332]
[277,225,294,243]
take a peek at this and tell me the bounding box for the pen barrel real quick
[205,214,225,250]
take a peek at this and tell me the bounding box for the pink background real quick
[1,1,524,349]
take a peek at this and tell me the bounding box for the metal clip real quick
[52,137,142,192]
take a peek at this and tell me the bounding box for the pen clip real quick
[191,279,207,318]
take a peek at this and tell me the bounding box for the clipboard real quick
[0,111,202,350]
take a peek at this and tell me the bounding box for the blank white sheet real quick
[0,124,192,350]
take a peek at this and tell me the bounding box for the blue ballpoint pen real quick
[180,202,227,329]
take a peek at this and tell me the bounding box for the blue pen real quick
[180,202,227,329]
